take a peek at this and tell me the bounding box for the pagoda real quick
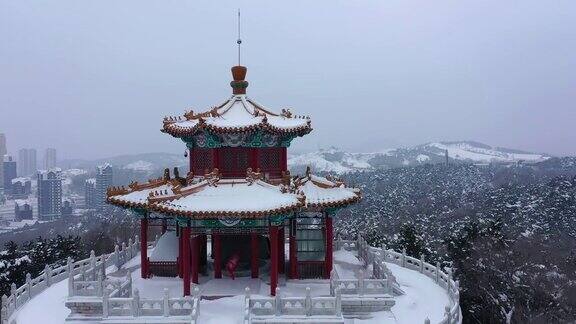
[106,64,361,296]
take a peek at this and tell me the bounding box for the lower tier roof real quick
[107,168,360,218]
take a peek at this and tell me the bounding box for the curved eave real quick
[305,193,362,211]
[162,122,312,138]
[106,196,148,210]
[148,201,304,219]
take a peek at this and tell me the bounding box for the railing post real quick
[435,262,441,283]
[128,238,133,259]
[90,250,96,278]
[401,248,407,267]
[305,287,312,316]
[444,305,451,321]
[358,270,365,296]
[420,254,425,273]
[44,264,52,287]
[1,295,7,324]
[335,287,342,317]
[114,245,120,269]
[275,287,281,316]
[132,288,140,317]
[126,273,132,297]
[163,288,169,317]
[25,273,32,300]
[97,272,103,297]
[329,269,336,295]
[10,284,16,309]
[102,289,109,318]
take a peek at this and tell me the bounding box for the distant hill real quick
[288,141,552,174]
[60,152,187,172]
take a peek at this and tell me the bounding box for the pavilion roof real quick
[161,95,312,138]
[293,169,361,210]
[107,167,360,218]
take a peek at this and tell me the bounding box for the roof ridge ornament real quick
[231,10,249,95]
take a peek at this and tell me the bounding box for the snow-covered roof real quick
[162,95,311,138]
[293,172,361,209]
[107,167,359,217]
[11,177,31,185]
[150,178,304,218]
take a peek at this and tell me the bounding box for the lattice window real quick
[218,148,250,177]
[258,148,281,171]
[192,148,213,174]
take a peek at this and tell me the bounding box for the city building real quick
[95,164,112,209]
[37,169,62,220]
[44,148,57,170]
[18,148,37,177]
[0,133,6,188]
[10,177,31,199]
[14,199,33,221]
[84,178,96,208]
[2,155,17,193]
[106,64,360,296]
[61,198,73,218]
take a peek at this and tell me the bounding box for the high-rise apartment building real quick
[3,156,17,193]
[95,164,113,209]
[18,148,37,177]
[37,169,62,220]
[44,148,57,170]
[0,134,7,188]
[85,178,96,208]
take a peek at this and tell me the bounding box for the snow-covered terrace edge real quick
[0,236,146,324]
[339,236,462,324]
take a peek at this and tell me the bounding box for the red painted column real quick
[325,215,334,279]
[213,233,222,278]
[140,216,148,278]
[278,226,285,274]
[182,226,191,296]
[191,235,199,284]
[270,226,279,296]
[161,219,167,234]
[280,147,288,172]
[289,219,298,279]
[178,226,183,278]
[251,232,259,278]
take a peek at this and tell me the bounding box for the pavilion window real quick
[218,147,250,178]
[191,148,213,174]
[258,147,283,179]
[296,217,325,261]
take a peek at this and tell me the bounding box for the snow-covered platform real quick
[5,238,461,324]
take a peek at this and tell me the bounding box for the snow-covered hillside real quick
[289,141,550,174]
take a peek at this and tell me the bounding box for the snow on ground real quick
[10,247,453,324]
[11,277,70,324]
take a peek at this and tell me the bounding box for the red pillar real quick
[178,226,183,278]
[213,233,222,279]
[251,232,259,278]
[140,216,148,278]
[278,226,285,274]
[191,235,199,284]
[182,226,191,296]
[289,219,298,279]
[325,216,334,279]
[270,226,279,296]
[161,219,167,234]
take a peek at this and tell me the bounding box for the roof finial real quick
[237,9,242,66]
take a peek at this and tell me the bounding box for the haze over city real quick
[1,0,575,159]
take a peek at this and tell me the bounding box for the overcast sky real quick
[1,0,575,160]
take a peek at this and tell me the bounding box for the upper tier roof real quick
[162,66,312,139]
[162,95,311,138]
[107,168,360,218]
